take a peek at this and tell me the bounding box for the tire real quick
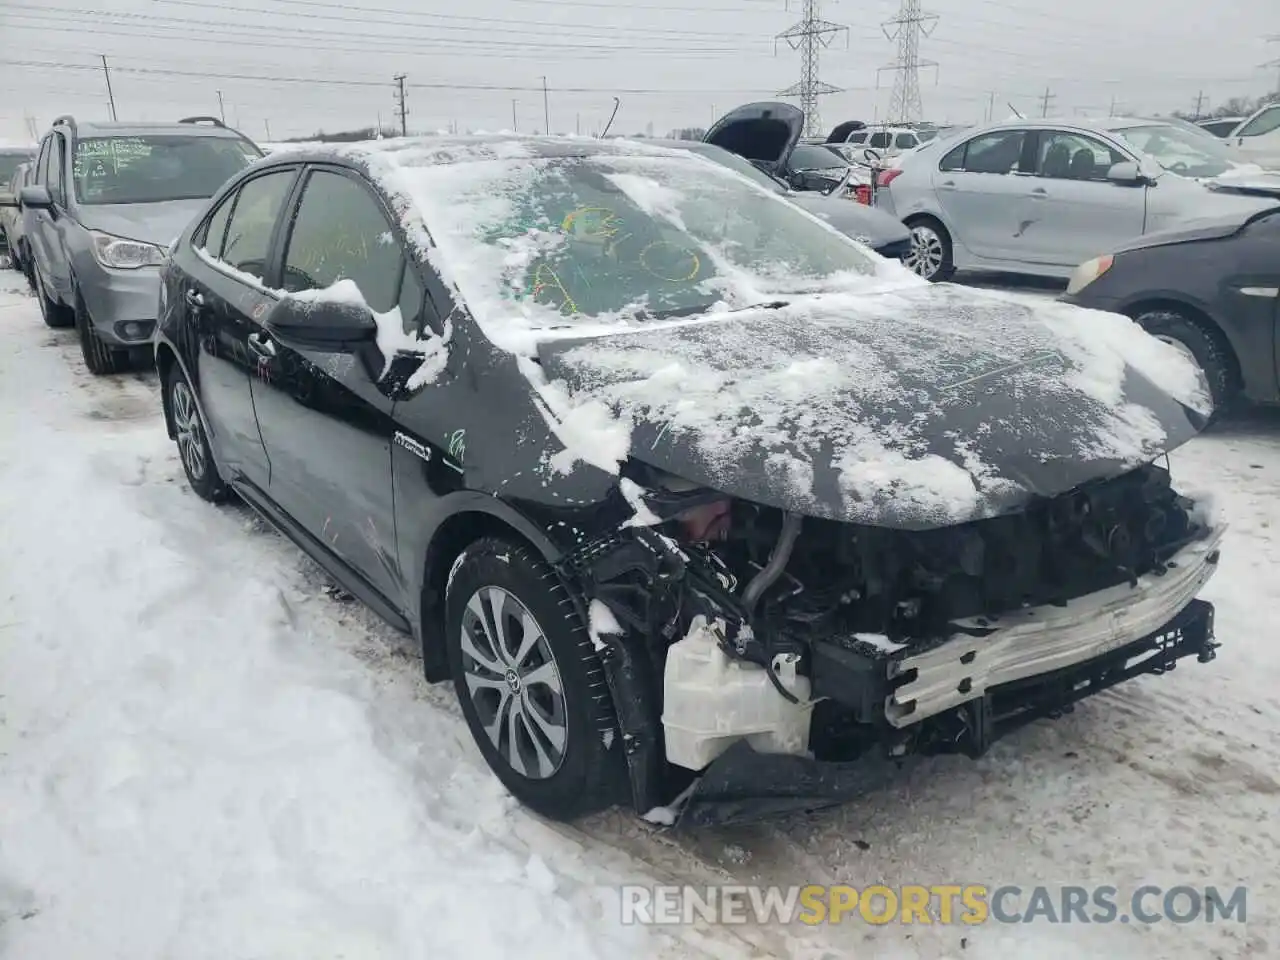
[445,538,623,821]
[1132,308,1235,415]
[165,361,230,503]
[75,287,128,375]
[903,217,955,282]
[33,261,73,329]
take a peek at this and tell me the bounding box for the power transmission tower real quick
[393,74,408,136]
[775,0,848,138]
[878,0,937,125]
[1192,90,1206,120]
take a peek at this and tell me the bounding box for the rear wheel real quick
[1132,308,1235,415]
[75,288,128,375]
[445,538,623,821]
[903,217,955,282]
[166,361,230,503]
[33,261,73,329]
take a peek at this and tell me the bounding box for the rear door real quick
[248,164,410,603]
[1230,105,1280,166]
[932,128,1033,260]
[25,134,62,296]
[184,166,299,488]
[1013,128,1145,267]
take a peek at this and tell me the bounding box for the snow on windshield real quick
[353,143,882,354]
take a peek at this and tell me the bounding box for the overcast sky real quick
[1,0,1276,143]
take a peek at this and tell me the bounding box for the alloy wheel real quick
[171,379,207,481]
[459,585,567,780]
[904,224,944,279]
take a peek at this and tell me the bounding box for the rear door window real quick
[952,130,1027,174]
[895,133,918,150]
[869,132,892,150]
[281,168,405,314]
[219,169,295,280]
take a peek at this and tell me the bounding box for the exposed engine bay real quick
[563,459,1223,823]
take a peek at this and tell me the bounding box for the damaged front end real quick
[559,460,1224,827]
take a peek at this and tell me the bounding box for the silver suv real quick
[19,115,262,373]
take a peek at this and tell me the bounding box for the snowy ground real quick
[1,267,1277,959]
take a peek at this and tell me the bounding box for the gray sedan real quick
[876,117,1273,282]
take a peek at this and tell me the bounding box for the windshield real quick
[789,143,848,170]
[73,135,261,205]
[0,152,32,182]
[413,154,878,330]
[1112,124,1235,178]
[674,142,786,194]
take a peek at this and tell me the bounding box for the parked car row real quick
[0,114,262,373]
[867,115,1280,416]
[0,144,36,267]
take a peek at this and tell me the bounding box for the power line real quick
[775,0,848,138]
[880,0,938,124]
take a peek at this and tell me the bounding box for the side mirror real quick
[265,292,378,352]
[0,191,15,209]
[1106,161,1146,186]
[19,185,53,209]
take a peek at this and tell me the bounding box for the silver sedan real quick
[876,117,1273,282]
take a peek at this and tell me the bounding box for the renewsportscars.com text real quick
[620,884,1247,926]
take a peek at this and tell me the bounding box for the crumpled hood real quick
[535,283,1211,529]
[74,198,209,247]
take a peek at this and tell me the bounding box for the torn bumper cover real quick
[675,525,1224,827]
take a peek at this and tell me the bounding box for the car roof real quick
[57,119,250,140]
[249,133,706,171]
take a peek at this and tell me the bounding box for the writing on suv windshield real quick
[73,135,260,205]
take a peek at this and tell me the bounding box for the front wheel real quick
[33,261,73,328]
[166,362,230,502]
[1132,308,1235,416]
[445,538,624,821]
[903,218,955,282]
[75,290,128,375]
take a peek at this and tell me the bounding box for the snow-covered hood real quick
[535,283,1211,530]
[74,198,209,248]
[703,102,804,172]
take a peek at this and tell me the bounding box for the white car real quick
[1222,102,1280,170]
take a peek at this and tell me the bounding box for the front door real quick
[248,165,409,603]
[932,128,1034,261]
[26,132,73,301]
[185,167,298,487]
[1013,129,1146,267]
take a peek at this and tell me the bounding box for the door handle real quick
[247,331,276,358]
[184,289,205,308]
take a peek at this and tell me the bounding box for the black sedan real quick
[1062,185,1280,412]
[155,135,1222,826]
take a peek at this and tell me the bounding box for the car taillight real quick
[853,184,872,205]
[877,168,903,188]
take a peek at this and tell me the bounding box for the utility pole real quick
[776,0,848,138]
[511,99,518,131]
[216,89,226,124]
[576,112,581,135]
[100,55,117,121]
[1040,86,1055,117]
[1264,36,1280,94]
[393,74,408,136]
[1109,94,1118,117]
[264,118,272,140]
[985,90,994,122]
[1192,90,1206,120]
[541,76,550,135]
[878,0,938,126]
